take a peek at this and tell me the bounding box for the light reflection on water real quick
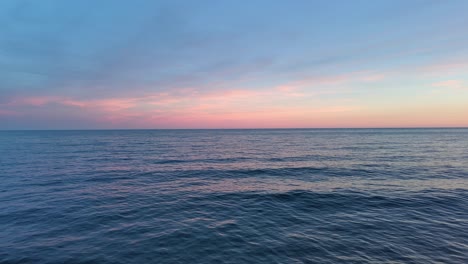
[154,176,468,194]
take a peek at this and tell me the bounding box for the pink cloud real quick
[7,96,138,111]
[432,80,467,90]
[19,67,468,129]
[60,99,88,108]
[3,83,364,128]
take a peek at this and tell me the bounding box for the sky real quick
[1,0,468,129]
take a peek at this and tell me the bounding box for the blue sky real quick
[1,0,468,129]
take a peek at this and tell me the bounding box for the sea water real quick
[1,129,467,263]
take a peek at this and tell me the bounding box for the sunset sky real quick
[1,0,468,129]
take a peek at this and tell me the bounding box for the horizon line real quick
[1,126,468,131]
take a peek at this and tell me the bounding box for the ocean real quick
[0,128,467,263]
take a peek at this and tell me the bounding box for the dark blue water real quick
[1,129,467,263]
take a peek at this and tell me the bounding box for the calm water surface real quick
[1,129,467,263]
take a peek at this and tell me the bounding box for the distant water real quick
[1,129,467,263]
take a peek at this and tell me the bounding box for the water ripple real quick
[0,129,467,263]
